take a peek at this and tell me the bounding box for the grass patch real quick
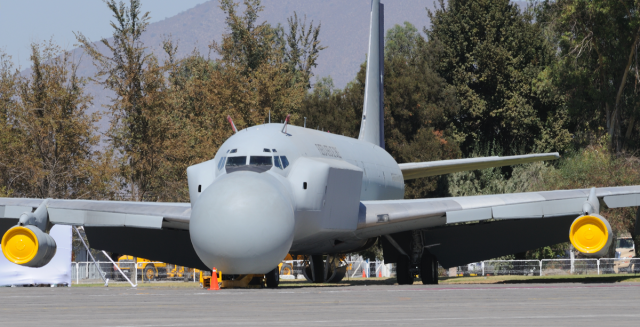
[72,281,202,288]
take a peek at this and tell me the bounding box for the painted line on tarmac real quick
[113,314,640,326]
[388,283,640,292]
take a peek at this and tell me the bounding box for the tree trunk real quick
[611,26,640,152]
[624,115,635,140]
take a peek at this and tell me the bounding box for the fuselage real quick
[187,124,404,273]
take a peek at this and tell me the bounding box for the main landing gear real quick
[390,231,439,285]
[420,251,438,285]
[396,251,439,285]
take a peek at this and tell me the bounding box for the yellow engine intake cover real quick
[1,226,39,264]
[570,215,608,253]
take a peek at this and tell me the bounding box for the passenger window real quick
[280,156,290,169]
[249,156,273,166]
[274,156,282,169]
[225,156,247,167]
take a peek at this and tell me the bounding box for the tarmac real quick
[2,282,640,326]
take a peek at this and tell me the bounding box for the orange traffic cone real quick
[209,267,220,291]
[362,268,366,278]
[378,270,382,278]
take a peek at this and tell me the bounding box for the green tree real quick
[427,0,571,156]
[296,75,363,135]
[0,42,110,199]
[283,12,326,88]
[539,0,640,152]
[76,0,168,201]
[383,22,460,199]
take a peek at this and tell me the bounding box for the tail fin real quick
[358,0,385,148]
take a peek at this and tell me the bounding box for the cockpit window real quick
[225,156,247,167]
[263,148,271,152]
[249,156,273,166]
[217,157,226,170]
[280,156,290,169]
[274,156,282,169]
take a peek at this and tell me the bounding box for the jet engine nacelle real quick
[1,225,57,267]
[569,214,612,258]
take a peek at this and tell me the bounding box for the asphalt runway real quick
[2,283,640,326]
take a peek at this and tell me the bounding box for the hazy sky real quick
[0,0,208,68]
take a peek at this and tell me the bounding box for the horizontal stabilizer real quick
[399,152,560,180]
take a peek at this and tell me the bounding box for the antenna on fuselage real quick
[358,0,385,149]
[304,117,307,128]
[281,114,291,134]
[269,110,271,124]
[227,115,238,133]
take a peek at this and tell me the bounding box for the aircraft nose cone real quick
[189,172,294,274]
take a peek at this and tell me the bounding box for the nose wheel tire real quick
[266,267,280,288]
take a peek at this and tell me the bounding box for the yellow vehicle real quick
[116,256,201,281]
[278,254,298,277]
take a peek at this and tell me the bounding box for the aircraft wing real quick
[354,186,640,268]
[0,198,191,230]
[0,198,207,269]
[398,152,560,180]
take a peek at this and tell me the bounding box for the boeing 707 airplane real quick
[2,0,638,286]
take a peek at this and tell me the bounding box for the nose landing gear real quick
[265,267,280,288]
[302,255,347,283]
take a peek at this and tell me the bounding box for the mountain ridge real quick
[69,0,435,130]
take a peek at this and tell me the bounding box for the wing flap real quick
[399,152,560,180]
[2,206,35,218]
[604,194,640,208]
[48,208,164,229]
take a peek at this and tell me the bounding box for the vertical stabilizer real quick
[358,0,385,148]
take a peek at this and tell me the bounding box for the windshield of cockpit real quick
[617,238,634,249]
[220,149,290,172]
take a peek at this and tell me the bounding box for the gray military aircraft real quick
[2,0,639,286]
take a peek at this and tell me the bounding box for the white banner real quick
[0,225,72,286]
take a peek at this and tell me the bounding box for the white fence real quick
[70,258,640,284]
[278,259,395,280]
[451,258,640,277]
[72,262,200,285]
